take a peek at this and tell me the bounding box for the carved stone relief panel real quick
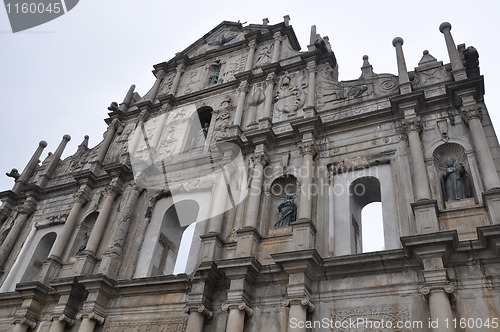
[220,54,245,83]
[254,41,274,68]
[331,305,411,331]
[245,82,266,128]
[179,67,202,95]
[104,318,187,332]
[280,37,301,59]
[272,71,307,122]
[158,73,175,96]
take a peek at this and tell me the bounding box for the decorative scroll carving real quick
[331,305,411,332]
[420,283,455,295]
[104,318,187,332]
[221,302,253,316]
[184,304,213,319]
[282,297,315,312]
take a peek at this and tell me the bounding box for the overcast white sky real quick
[1,0,499,195]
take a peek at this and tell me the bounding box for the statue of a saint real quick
[274,195,297,227]
[76,231,89,255]
[441,159,471,202]
[192,122,209,148]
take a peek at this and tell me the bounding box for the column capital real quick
[461,104,483,123]
[306,60,316,72]
[76,312,105,325]
[221,302,253,316]
[176,63,186,73]
[51,314,75,326]
[282,297,315,312]
[273,31,282,41]
[298,141,318,157]
[155,69,165,80]
[103,186,121,199]
[248,39,257,49]
[420,283,455,295]
[238,80,249,92]
[183,304,213,319]
[11,317,37,329]
[74,191,90,204]
[16,197,37,215]
[250,151,269,166]
[402,116,422,134]
[137,110,149,123]
[110,118,121,129]
[265,72,277,84]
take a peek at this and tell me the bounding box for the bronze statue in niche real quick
[441,159,471,201]
[274,195,297,227]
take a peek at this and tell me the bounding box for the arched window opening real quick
[152,200,200,276]
[21,232,56,282]
[361,202,385,252]
[349,176,384,253]
[186,107,213,150]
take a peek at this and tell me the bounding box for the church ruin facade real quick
[0,17,499,332]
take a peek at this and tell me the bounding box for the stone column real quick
[271,32,282,63]
[233,81,249,127]
[461,105,500,190]
[261,72,277,121]
[421,285,456,332]
[96,119,120,164]
[98,185,141,278]
[184,305,212,332]
[12,140,47,194]
[439,22,467,81]
[297,140,317,222]
[85,186,120,255]
[244,39,257,71]
[50,191,89,260]
[0,196,36,270]
[285,298,315,332]
[170,63,186,96]
[403,116,432,201]
[392,37,412,95]
[243,149,268,229]
[206,172,229,234]
[305,61,316,110]
[222,303,253,332]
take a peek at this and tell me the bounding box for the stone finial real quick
[80,135,89,148]
[262,18,269,25]
[360,55,375,79]
[283,15,290,26]
[392,37,411,94]
[439,22,467,81]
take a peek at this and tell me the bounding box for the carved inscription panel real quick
[104,318,187,332]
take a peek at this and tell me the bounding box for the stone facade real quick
[0,17,499,332]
